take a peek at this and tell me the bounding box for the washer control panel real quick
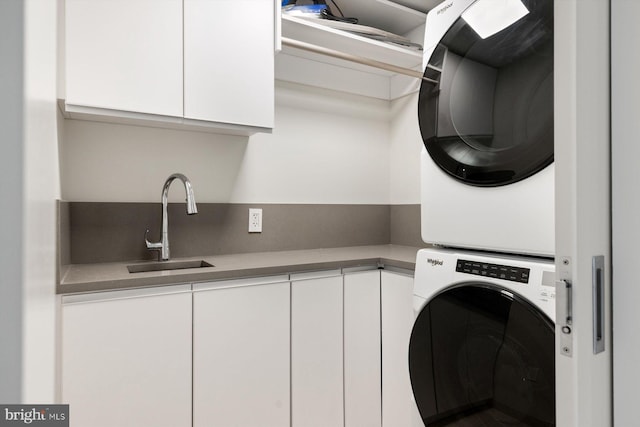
[456,259,530,284]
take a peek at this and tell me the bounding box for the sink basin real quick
[127,260,214,273]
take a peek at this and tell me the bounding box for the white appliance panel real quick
[421,149,555,256]
[410,248,556,426]
[419,0,555,257]
[414,247,556,320]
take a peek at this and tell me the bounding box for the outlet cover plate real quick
[249,208,262,233]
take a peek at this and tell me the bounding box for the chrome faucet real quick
[145,173,198,261]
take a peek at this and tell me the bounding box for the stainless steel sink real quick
[127,260,214,273]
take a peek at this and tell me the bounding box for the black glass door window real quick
[419,0,554,186]
[409,284,555,426]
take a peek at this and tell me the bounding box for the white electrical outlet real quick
[248,208,262,233]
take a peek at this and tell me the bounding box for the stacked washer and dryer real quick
[410,0,556,425]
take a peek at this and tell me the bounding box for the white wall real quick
[612,0,640,424]
[60,81,407,205]
[60,120,248,203]
[389,92,422,204]
[0,0,60,404]
[22,0,61,403]
[230,82,391,204]
[0,0,25,403]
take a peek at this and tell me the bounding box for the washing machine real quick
[410,247,555,426]
[419,0,555,257]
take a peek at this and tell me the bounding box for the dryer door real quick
[419,0,554,187]
[409,284,555,426]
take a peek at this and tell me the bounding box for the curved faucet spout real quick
[146,173,198,261]
[163,173,198,215]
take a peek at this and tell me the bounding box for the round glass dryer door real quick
[409,284,555,426]
[419,0,554,186]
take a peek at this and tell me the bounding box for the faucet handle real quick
[145,229,162,250]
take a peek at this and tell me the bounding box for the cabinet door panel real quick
[184,0,274,128]
[61,291,192,427]
[344,270,382,427]
[381,271,422,427]
[193,282,290,427]
[65,0,183,116]
[292,275,344,427]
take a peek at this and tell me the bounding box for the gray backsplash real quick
[390,204,424,248]
[59,201,424,264]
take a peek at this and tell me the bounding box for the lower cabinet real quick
[344,269,382,427]
[193,277,291,427]
[291,271,345,427]
[61,286,193,427]
[60,267,416,427]
[291,268,409,427]
[381,269,423,427]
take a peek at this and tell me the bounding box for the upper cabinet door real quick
[65,0,183,117]
[184,0,274,129]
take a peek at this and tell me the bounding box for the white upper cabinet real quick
[185,0,274,129]
[65,0,183,117]
[63,0,275,134]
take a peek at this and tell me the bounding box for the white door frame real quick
[555,0,612,426]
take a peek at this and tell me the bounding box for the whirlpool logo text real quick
[437,2,454,15]
[427,258,444,266]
